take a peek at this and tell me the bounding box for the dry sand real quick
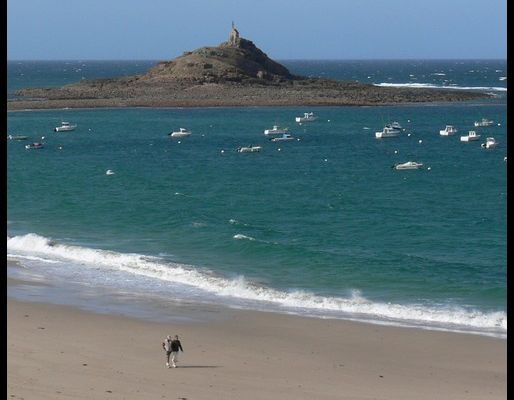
[7,298,506,400]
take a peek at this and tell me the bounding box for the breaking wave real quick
[374,82,507,92]
[7,233,506,338]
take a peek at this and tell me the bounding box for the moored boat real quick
[271,134,294,142]
[439,125,458,136]
[295,112,318,123]
[264,125,289,136]
[460,130,481,142]
[481,137,498,149]
[237,145,262,153]
[54,121,77,132]
[169,128,192,138]
[393,161,423,170]
[474,118,494,127]
[8,134,29,140]
[25,142,44,149]
[376,126,401,138]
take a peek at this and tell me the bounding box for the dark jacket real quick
[171,339,183,352]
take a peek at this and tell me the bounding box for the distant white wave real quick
[7,233,506,337]
[499,77,507,81]
[431,73,446,76]
[374,82,507,92]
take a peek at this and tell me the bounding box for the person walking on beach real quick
[162,335,173,368]
[162,334,184,368]
[170,335,184,368]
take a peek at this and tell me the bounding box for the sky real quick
[7,0,507,60]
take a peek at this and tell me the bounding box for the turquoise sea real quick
[7,60,507,337]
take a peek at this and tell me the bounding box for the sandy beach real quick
[8,296,506,400]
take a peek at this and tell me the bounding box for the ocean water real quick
[7,60,507,337]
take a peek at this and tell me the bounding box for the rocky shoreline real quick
[8,79,490,110]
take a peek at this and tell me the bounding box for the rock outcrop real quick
[144,36,295,84]
[9,25,490,110]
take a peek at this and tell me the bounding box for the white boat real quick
[387,121,403,130]
[439,125,458,136]
[271,134,295,142]
[8,134,29,140]
[169,128,192,138]
[460,130,481,142]
[375,126,401,138]
[25,142,44,149]
[394,161,424,170]
[481,137,498,149]
[474,118,494,127]
[237,145,262,153]
[295,112,318,123]
[54,121,77,132]
[264,125,289,136]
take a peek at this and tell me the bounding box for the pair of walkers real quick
[162,335,184,368]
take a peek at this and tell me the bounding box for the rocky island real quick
[8,24,490,110]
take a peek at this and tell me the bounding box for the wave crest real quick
[7,233,506,337]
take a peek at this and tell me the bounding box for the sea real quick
[7,59,507,338]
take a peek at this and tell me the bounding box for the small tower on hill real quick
[229,21,240,46]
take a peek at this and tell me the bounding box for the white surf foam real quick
[374,82,507,92]
[7,233,506,337]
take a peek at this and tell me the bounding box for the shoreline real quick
[8,296,506,400]
[7,259,506,340]
[6,98,502,112]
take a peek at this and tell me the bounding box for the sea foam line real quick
[7,233,506,336]
[374,82,507,92]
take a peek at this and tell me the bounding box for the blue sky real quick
[7,0,506,60]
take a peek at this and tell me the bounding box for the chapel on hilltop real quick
[228,22,240,46]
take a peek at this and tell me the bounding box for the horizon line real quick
[7,57,507,62]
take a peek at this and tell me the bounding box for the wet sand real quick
[8,297,506,400]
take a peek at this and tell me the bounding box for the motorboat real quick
[481,137,498,149]
[474,118,494,127]
[264,125,289,136]
[54,121,77,132]
[460,130,481,142]
[393,161,424,170]
[375,126,401,138]
[271,134,295,142]
[25,142,44,149]
[439,125,458,136]
[237,145,262,153]
[295,112,318,123]
[386,121,403,130]
[7,134,29,140]
[169,128,192,138]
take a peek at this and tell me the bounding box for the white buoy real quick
[328,119,331,122]
[278,148,281,151]
[58,146,63,150]
[427,167,431,171]
[407,133,411,137]
[407,119,411,122]
[394,150,398,154]
[324,158,328,162]
[178,141,181,144]
[221,150,225,154]
[418,139,423,144]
